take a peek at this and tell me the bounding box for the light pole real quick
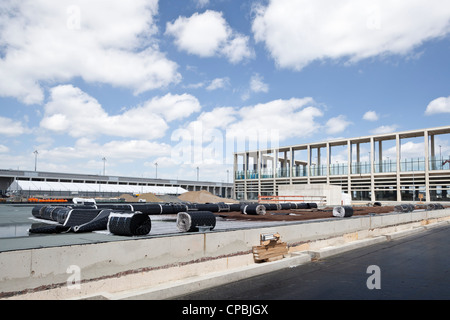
[155,162,158,179]
[102,157,106,176]
[34,150,38,171]
[196,167,199,181]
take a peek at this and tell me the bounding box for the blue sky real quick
[0,0,449,182]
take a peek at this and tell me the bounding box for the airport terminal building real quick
[233,126,450,203]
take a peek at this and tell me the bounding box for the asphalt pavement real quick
[174,223,450,300]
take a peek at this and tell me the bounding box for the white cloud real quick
[206,77,230,91]
[0,0,181,104]
[41,138,171,163]
[370,124,398,134]
[229,98,323,141]
[363,110,379,121]
[250,73,269,93]
[326,115,352,134]
[0,145,9,153]
[425,96,450,115]
[252,0,450,70]
[0,116,28,136]
[40,85,200,139]
[166,10,253,63]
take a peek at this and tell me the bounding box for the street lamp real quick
[102,157,106,176]
[197,166,199,181]
[34,150,38,171]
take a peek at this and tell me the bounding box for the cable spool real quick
[107,212,151,236]
[176,211,216,232]
[332,206,354,218]
[241,204,266,215]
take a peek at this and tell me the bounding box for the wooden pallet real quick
[252,233,288,263]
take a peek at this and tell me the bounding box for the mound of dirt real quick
[120,193,163,203]
[178,190,239,204]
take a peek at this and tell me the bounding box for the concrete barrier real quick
[1,208,450,300]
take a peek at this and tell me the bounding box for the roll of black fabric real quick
[280,203,291,210]
[63,209,103,227]
[293,203,308,209]
[176,211,216,232]
[228,204,241,212]
[332,206,354,218]
[196,203,220,212]
[42,206,60,221]
[241,204,266,215]
[261,203,278,211]
[53,206,72,224]
[132,203,163,215]
[97,204,134,211]
[31,205,48,219]
[107,212,152,236]
[28,224,71,234]
[307,203,318,209]
[73,209,113,233]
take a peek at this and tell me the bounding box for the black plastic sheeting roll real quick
[228,204,241,212]
[176,211,216,232]
[107,212,152,236]
[63,209,104,227]
[332,206,354,218]
[72,209,114,233]
[241,204,266,215]
[28,224,71,234]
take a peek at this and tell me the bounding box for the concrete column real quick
[396,134,401,201]
[370,137,375,202]
[347,140,352,195]
[244,152,248,200]
[326,142,330,183]
[430,134,436,170]
[424,130,430,201]
[307,144,311,183]
[273,148,278,195]
[257,150,261,196]
[378,140,383,172]
[289,147,293,183]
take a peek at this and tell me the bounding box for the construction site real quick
[0,126,449,301]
